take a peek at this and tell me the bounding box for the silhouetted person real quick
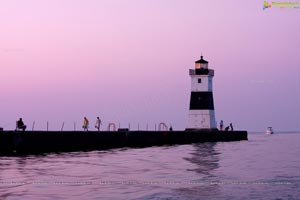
[16,118,26,131]
[83,117,89,131]
[230,123,233,131]
[169,126,173,131]
[220,120,224,131]
[95,117,102,131]
[225,126,229,131]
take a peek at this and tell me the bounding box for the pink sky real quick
[1,0,300,131]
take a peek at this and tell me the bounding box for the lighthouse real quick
[186,56,217,130]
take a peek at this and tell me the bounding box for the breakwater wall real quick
[0,130,247,155]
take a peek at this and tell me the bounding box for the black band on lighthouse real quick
[189,92,214,110]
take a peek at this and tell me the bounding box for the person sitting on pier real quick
[225,126,230,131]
[16,118,27,131]
[83,117,89,131]
[95,117,102,131]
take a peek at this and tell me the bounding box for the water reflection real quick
[185,143,220,177]
[175,143,221,199]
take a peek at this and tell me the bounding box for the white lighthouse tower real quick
[186,56,217,130]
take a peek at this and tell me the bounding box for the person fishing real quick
[230,123,234,131]
[16,118,27,131]
[225,126,230,131]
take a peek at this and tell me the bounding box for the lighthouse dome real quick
[195,56,208,69]
[195,56,208,64]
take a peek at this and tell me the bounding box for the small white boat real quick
[265,127,274,135]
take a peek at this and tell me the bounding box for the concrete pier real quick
[0,130,247,155]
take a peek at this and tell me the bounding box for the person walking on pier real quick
[220,120,224,131]
[16,118,27,131]
[95,117,102,131]
[83,117,89,131]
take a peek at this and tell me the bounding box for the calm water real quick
[0,133,299,200]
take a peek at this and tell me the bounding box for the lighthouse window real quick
[198,78,202,83]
